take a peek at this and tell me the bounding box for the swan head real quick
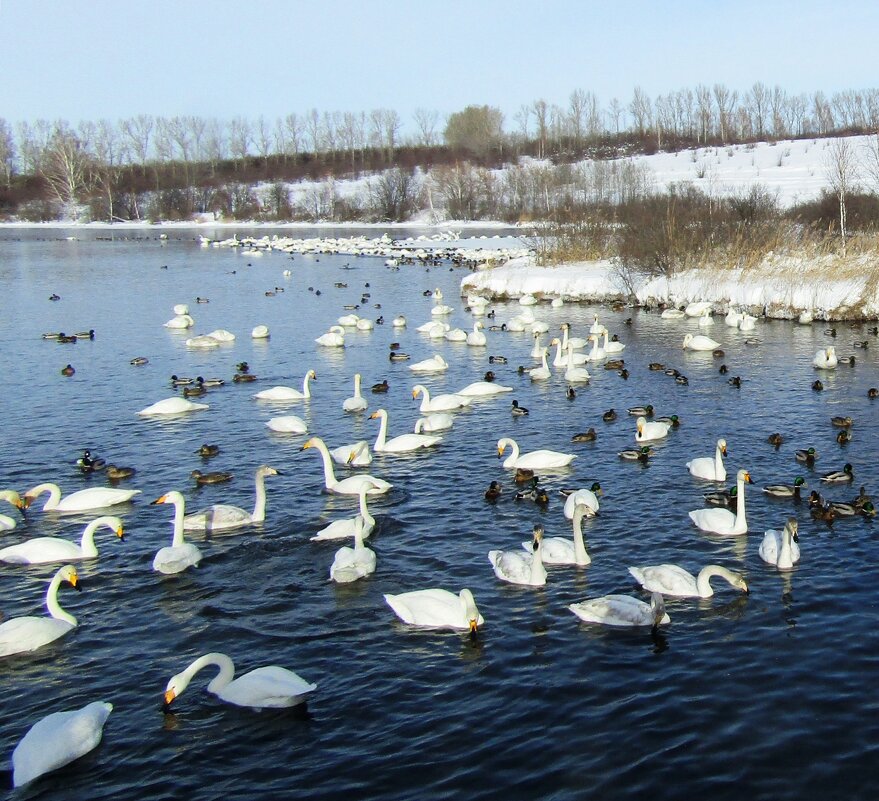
[301,438,319,451]
[369,410,386,420]
[719,439,728,455]
[649,593,667,630]
[786,517,799,543]
[58,564,80,591]
[531,524,544,551]
[412,386,425,399]
[256,465,281,478]
[737,469,754,485]
[152,491,185,506]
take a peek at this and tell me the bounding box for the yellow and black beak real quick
[469,619,479,634]
[151,495,167,505]
[162,689,176,711]
[69,572,81,591]
[116,526,125,541]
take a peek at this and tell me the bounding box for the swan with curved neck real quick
[411,384,471,412]
[601,330,625,353]
[628,563,749,598]
[384,587,483,632]
[151,492,203,574]
[370,409,442,453]
[182,465,280,531]
[342,373,368,412]
[489,525,547,586]
[689,469,752,534]
[329,516,376,583]
[315,325,345,347]
[560,323,587,350]
[0,565,80,656]
[759,517,800,570]
[0,516,124,564]
[311,480,378,541]
[686,438,728,481]
[253,370,316,401]
[497,437,576,470]
[569,592,670,628]
[163,652,316,710]
[301,437,392,495]
[552,337,587,367]
[523,503,590,566]
[23,483,141,513]
[529,348,551,381]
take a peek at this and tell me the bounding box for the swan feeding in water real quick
[23,483,141,513]
[568,592,670,628]
[628,563,749,598]
[163,652,316,710]
[384,587,483,632]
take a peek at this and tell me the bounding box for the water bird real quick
[719,364,729,374]
[688,469,752,535]
[656,414,680,428]
[812,380,824,391]
[0,515,124,564]
[197,444,220,458]
[49,293,61,301]
[106,465,136,481]
[628,405,653,417]
[300,438,392,496]
[525,503,591,566]
[233,372,257,382]
[758,517,800,570]
[488,355,507,364]
[171,374,195,386]
[687,438,728,481]
[182,465,281,530]
[571,428,597,442]
[831,416,853,427]
[77,449,106,472]
[821,463,854,483]
[602,409,617,422]
[853,340,868,348]
[372,379,390,393]
[824,327,837,337]
[130,356,148,366]
[73,329,95,340]
[236,361,250,373]
[619,446,651,462]
[629,563,748,598]
[869,388,879,398]
[767,433,784,448]
[837,430,852,445]
[676,374,689,385]
[497,437,576,469]
[182,381,207,397]
[191,470,233,485]
[389,350,410,361]
[488,525,547,587]
[484,481,502,501]
[795,447,818,465]
[514,484,550,506]
[511,400,529,416]
[648,363,665,371]
[384,588,483,632]
[329,516,376,583]
[568,592,669,630]
[61,364,75,376]
[703,485,737,507]
[763,476,806,498]
[566,386,577,400]
[196,296,210,303]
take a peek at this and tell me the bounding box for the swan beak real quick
[151,495,167,505]
[369,411,379,419]
[116,526,125,541]
[744,473,754,484]
[300,441,313,451]
[163,689,176,710]
[741,581,750,594]
[346,451,356,464]
[469,619,479,634]
[68,573,81,591]
[21,496,35,509]
[497,448,504,458]
[721,445,728,455]
[411,390,417,399]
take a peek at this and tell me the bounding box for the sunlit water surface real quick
[1,227,878,800]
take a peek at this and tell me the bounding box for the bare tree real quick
[284,113,302,161]
[368,167,421,221]
[41,122,93,212]
[229,116,253,167]
[748,82,769,139]
[413,108,439,147]
[629,86,652,138]
[532,99,549,158]
[254,115,273,163]
[695,85,713,143]
[306,109,323,157]
[824,137,859,256]
[121,115,154,165]
[0,118,15,186]
[607,97,624,136]
[568,89,587,149]
[712,84,737,142]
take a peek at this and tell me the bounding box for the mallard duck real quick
[371,379,390,393]
[728,376,742,387]
[656,414,680,428]
[604,359,625,370]
[627,404,653,417]
[618,369,630,379]
[703,485,737,507]
[837,430,852,445]
[648,363,665,371]
[838,355,856,365]
[484,481,502,501]
[170,374,195,386]
[870,388,879,398]
[200,377,225,387]
[821,463,854,483]
[182,381,207,397]
[762,476,806,498]
[73,330,95,340]
[852,486,872,509]
[810,502,836,522]
[853,340,868,349]
[514,468,535,483]
[566,387,576,400]
[236,362,250,373]
[767,432,784,447]
[233,372,257,382]
[795,447,818,465]
[196,296,210,303]
[812,380,824,391]
[484,371,496,382]
[515,485,550,506]
[105,465,136,482]
[389,351,410,361]
[489,355,508,364]
[618,446,651,463]
[61,364,75,376]
[675,374,689,385]
[571,428,596,443]
[197,444,220,458]
[824,327,837,337]
[130,356,148,366]
[719,364,729,374]
[827,500,858,517]
[664,368,680,377]
[831,416,853,427]
[602,409,617,422]
[511,400,529,416]
[191,470,233,485]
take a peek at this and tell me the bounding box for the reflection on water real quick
[1,227,879,800]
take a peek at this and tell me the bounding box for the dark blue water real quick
[1,227,878,800]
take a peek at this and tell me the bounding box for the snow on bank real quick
[461,255,879,321]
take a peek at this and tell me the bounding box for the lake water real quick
[1,226,878,800]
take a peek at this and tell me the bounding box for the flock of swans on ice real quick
[1,242,873,787]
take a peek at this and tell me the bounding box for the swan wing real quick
[183,504,250,531]
[0,617,74,656]
[569,595,668,626]
[12,701,112,787]
[516,450,576,469]
[525,536,575,564]
[219,667,316,708]
[628,564,698,596]
[152,543,202,574]
[688,507,736,533]
[385,589,477,628]
[758,530,781,564]
[687,456,719,480]
[57,488,141,512]
[0,538,83,564]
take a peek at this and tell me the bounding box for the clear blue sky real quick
[2,0,876,132]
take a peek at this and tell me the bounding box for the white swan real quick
[151,492,203,573]
[589,314,607,334]
[725,309,743,327]
[585,334,606,361]
[0,516,124,564]
[531,332,545,358]
[416,319,445,333]
[301,437,392,495]
[384,588,483,632]
[137,397,208,415]
[173,304,189,315]
[739,314,757,331]
[689,469,752,535]
[266,415,307,434]
[356,317,374,331]
[409,354,449,373]
[311,480,378,541]
[371,409,442,453]
[467,321,487,346]
[186,334,221,349]
[529,348,551,381]
[414,413,454,432]
[163,652,316,710]
[685,301,712,317]
[392,315,406,327]
[661,308,686,319]
[552,337,587,366]
[0,489,23,530]
[497,437,576,469]
[602,330,626,353]
[813,346,838,369]
[759,517,800,570]
[329,516,376,583]
[628,563,749,598]
[698,308,714,327]
[428,321,450,338]
[343,373,368,412]
[330,440,372,467]
[456,380,513,397]
[564,343,591,382]
[523,503,591,566]
[797,309,813,324]
[563,485,601,518]
[431,303,453,316]
[23,483,141,513]
[412,384,471,412]
[315,325,345,347]
[635,416,671,442]
[164,314,194,329]
[560,323,587,350]
[12,701,113,788]
[519,293,537,306]
[0,565,80,656]
[682,333,721,351]
[686,438,728,481]
[568,592,670,628]
[182,465,280,531]
[488,525,547,586]
[253,369,316,401]
[206,328,235,342]
[444,327,467,342]
[251,324,270,339]
[338,314,360,327]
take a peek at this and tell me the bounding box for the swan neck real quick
[374,411,388,450]
[30,483,61,510]
[79,519,105,557]
[572,508,589,565]
[530,539,546,583]
[354,374,362,398]
[500,438,519,468]
[699,565,739,596]
[171,495,186,546]
[186,653,236,695]
[314,439,338,487]
[251,471,268,523]
[302,371,311,397]
[358,487,374,526]
[46,571,77,625]
[734,475,747,530]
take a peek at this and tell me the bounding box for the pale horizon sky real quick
[2,0,878,132]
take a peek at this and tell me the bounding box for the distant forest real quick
[4,82,879,274]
